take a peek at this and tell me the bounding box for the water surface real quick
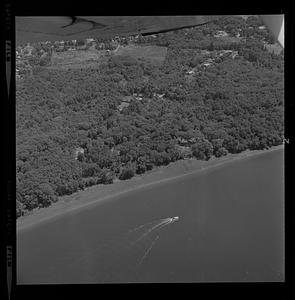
[17,149,284,283]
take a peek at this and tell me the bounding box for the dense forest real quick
[16,16,284,217]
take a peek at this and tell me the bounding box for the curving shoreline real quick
[17,145,284,232]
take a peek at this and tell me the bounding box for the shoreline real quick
[17,145,284,232]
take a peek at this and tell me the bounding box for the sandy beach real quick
[17,144,284,231]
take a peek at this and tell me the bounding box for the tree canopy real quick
[16,16,284,217]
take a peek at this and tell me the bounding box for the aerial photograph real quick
[16,15,284,284]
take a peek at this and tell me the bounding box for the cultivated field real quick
[49,45,168,69]
[50,49,109,69]
[114,45,168,66]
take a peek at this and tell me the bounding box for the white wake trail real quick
[128,218,171,234]
[132,218,173,244]
[137,235,159,266]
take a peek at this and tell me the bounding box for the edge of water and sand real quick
[17,144,284,232]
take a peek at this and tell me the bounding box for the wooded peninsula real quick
[16,16,284,217]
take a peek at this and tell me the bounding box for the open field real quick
[48,44,168,69]
[49,49,108,69]
[114,45,168,66]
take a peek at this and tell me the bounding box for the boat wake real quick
[70,216,180,282]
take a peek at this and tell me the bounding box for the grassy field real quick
[49,45,167,69]
[114,45,167,66]
[50,49,108,69]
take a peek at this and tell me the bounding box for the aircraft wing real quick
[15,16,215,45]
[259,15,284,48]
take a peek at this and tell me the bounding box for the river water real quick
[17,149,284,283]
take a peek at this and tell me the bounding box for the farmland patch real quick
[50,49,109,70]
[114,45,167,66]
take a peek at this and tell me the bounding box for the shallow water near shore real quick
[17,148,284,283]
